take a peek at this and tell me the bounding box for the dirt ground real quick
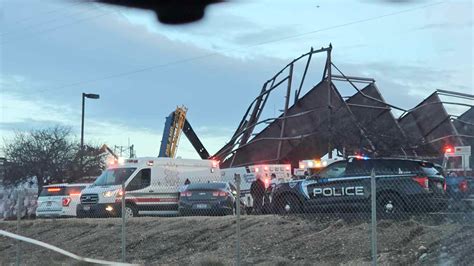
[0,213,473,266]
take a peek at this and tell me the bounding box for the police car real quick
[271,157,447,216]
[36,183,89,218]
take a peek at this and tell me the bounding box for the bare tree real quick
[67,144,107,183]
[2,126,106,192]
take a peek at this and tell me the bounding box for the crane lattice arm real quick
[159,106,187,158]
[158,106,210,159]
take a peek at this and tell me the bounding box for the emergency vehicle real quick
[294,158,343,177]
[221,164,292,212]
[77,157,221,217]
[36,183,89,218]
[443,146,473,208]
[272,157,447,217]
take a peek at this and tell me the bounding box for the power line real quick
[18,1,446,96]
[242,1,445,48]
[1,11,111,45]
[4,1,86,25]
[1,4,102,37]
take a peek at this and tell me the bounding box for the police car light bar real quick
[350,155,370,160]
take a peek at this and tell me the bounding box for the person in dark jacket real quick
[250,176,265,214]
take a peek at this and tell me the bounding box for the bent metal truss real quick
[210,45,473,168]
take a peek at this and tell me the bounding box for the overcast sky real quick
[1,0,472,159]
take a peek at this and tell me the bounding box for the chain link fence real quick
[1,157,473,265]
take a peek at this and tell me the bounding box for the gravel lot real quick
[0,213,473,265]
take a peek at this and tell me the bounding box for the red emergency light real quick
[445,147,453,153]
[62,197,71,207]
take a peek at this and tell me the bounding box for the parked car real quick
[178,182,245,216]
[36,183,89,218]
[272,157,448,217]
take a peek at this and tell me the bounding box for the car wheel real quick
[232,202,244,215]
[276,195,301,215]
[239,204,247,215]
[245,207,253,215]
[377,193,405,219]
[124,204,138,218]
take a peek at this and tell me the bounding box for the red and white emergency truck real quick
[77,157,221,217]
[443,146,473,208]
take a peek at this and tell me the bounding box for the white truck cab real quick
[77,157,221,217]
[294,158,344,178]
[443,146,472,173]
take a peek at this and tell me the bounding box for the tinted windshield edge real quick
[93,167,137,186]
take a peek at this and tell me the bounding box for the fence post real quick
[16,191,22,266]
[370,168,377,266]
[121,182,126,263]
[235,174,241,266]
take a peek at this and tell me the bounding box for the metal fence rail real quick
[1,161,473,265]
[0,229,137,266]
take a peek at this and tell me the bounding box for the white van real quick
[221,164,292,210]
[77,157,221,218]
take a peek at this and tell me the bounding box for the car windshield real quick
[421,166,442,176]
[93,168,137,186]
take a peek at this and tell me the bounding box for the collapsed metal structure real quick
[212,45,474,168]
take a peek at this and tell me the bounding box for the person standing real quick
[250,175,265,214]
[178,179,191,194]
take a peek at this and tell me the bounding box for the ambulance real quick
[221,164,292,212]
[294,157,343,178]
[77,157,221,217]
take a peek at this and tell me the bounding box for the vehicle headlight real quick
[103,189,118,197]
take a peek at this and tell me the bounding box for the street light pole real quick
[81,93,86,151]
[80,92,100,152]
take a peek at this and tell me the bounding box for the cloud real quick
[413,21,473,31]
[231,25,300,46]
[333,61,469,113]
[0,119,69,132]
[1,7,277,159]
[1,0,472,159]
